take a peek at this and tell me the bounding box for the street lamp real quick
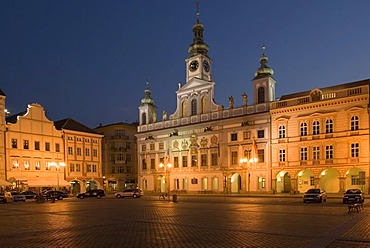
[50,161,66,190]
[240,149,258,193]
[159,162,172,193]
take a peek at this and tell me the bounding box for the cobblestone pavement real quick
[0,195,369,248]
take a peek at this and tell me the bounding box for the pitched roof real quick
[0,89,6,96]
[5,111,27,124]
[54,118,99,134]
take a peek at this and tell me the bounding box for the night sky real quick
[1,1,370,128]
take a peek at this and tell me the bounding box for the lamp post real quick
[159,161,172,194]
[50,161,66,190]
[240,149,258,193]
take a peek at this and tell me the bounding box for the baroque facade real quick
[136,8,370,194]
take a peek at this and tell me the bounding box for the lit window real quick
[279,125,286,138]
[279,149,286,162]
[351,116,359,131]
[300,122,307,136]
[325,119,333,133]
[300,147,308,161]
[313,121,320,135]
[351,143,359,158]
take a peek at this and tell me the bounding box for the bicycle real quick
[159,193,170,201]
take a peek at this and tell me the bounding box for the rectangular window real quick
[55,143,60,152]
[70,163,75,172]
[85,148,90,156]
[126,154,132,162]
[231,151,238,164]
[110,154,115,161]
[35,161,41,170]
[12,139,17,148]
[126,142,131,149]
[211,153,218,166]
[118,166,123,173]
[46,162,50,170]
[35,141,40,150]
[279,149,286,162]
[310,176,314,186]
[174,156,179,168]
[258,149,265,163]
[150,158,155,170]
[258,177,265,189]
[212,178,219,190]
[23,140,29,149]
[87,164,92,172]
[45,142,50,151]
[126,166,132,174]
[115,130,125,137]
[231,133,238,141]
[182,156,188,168]
[313,146,320,160]
[325,145,333,159]
[191,178,198,184]
[300,147,308,161]
[183,178,188,190]
[12,160,19,169]
[142,159,147,170]
[174,179,180,190]
[351,175,360,185]
[159,142,164,150]
[68,147,73,155]
[191,155,197,167]
[92,164,97,172]
[243,131,251,140]
[93,149,98,157]
[351,143,359,158]
[24,160,30,170]
[257,130,265,138]
[117,154,124,161]
[150,143,155,150]
[76,164,81,172]
[142,145,146,152]
[201,154,207,167]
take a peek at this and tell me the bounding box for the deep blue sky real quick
[1,1,370,128]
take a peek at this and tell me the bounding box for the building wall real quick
[271,82,370,193]
[94,123,138,192]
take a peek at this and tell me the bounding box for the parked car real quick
[0,192,14,203]
[21,190,38,199]
[43,190,69,200]
[343,189,364,204]
[115,189,144,198]
[76,189,105,199]
[303,188,327,203]
[10,191,26,202]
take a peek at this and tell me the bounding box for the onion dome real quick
[254,45,274,79]
[188,2,209,57]
[140,81,155,106]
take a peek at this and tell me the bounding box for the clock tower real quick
[185,6,212,82]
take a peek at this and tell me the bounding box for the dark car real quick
[343,189,364,204]
[21,190,38,199]
[303,188,327,203]
[43,190,69,200]
[76,189,105,199]
[10,191,27,202]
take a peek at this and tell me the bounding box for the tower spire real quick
[254,44,274,79]
[188,1,209,57]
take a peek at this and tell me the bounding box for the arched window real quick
[182,101,187,117]
[325,119,333,133]
[351,116,359,131]
[191,99,197,116]
[279,125,286,138]
[142,112,147,125]
[300,122,307,136]
[201,96,207,114]
[313,120,320,135]
[258,87,265,104]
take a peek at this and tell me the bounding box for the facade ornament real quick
[152,112,157,123]
[242,93,248,106]
[200,137,208,148]
[162,110,167,121]
[228,96,234,109]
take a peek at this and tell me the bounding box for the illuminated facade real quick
[94,122,138,192]
[136,9,274,194]
[271,80,369,194]
[54,118,103,194]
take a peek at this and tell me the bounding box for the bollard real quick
[172,194,177,203]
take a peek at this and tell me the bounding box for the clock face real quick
[189,60,199,72]
[203,60,210,72]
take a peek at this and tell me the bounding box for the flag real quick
[252,137,258,162]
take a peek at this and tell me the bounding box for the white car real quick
[115,189,143,198]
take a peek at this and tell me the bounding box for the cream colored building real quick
[94,122,138,192]
[271,80,370,194]
[54,118,103,194]
[5,103,69,189]
[136,10,273,194]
